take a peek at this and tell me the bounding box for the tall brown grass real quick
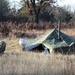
[0,22,75,75]
[0,52,75,75]
[0,21,75,38]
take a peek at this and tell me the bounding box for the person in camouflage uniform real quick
[0,41,6,54]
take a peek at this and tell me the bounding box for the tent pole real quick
[58,20,61,40]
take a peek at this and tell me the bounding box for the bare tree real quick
[20,0,56,23]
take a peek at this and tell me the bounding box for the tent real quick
[25,28,75,54]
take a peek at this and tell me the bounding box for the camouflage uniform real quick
[0,41,6,54]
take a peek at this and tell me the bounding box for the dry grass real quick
[0,52,75,75]
[61,28,75,38]
[0,28,75,75]
[0,21,75,38]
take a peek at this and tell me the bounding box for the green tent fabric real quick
[25,29,75,53]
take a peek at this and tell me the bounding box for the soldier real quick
[0,41,6,54]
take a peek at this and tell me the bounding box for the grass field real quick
[0,52,75,75]
[0,28,75,75]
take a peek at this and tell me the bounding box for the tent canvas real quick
[25,29,75,53]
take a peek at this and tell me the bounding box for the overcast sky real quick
[9,0,20,2]
[9,0,21,10]
[57,0,75,11]
[9,0,75,11]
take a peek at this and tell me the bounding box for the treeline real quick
[0,0,75,24]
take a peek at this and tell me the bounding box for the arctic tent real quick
[25,29,75,54]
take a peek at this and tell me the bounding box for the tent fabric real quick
[25,29,75,52]
[43,47,50,54]
[19,38,29,47]
[25,44,40,50]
